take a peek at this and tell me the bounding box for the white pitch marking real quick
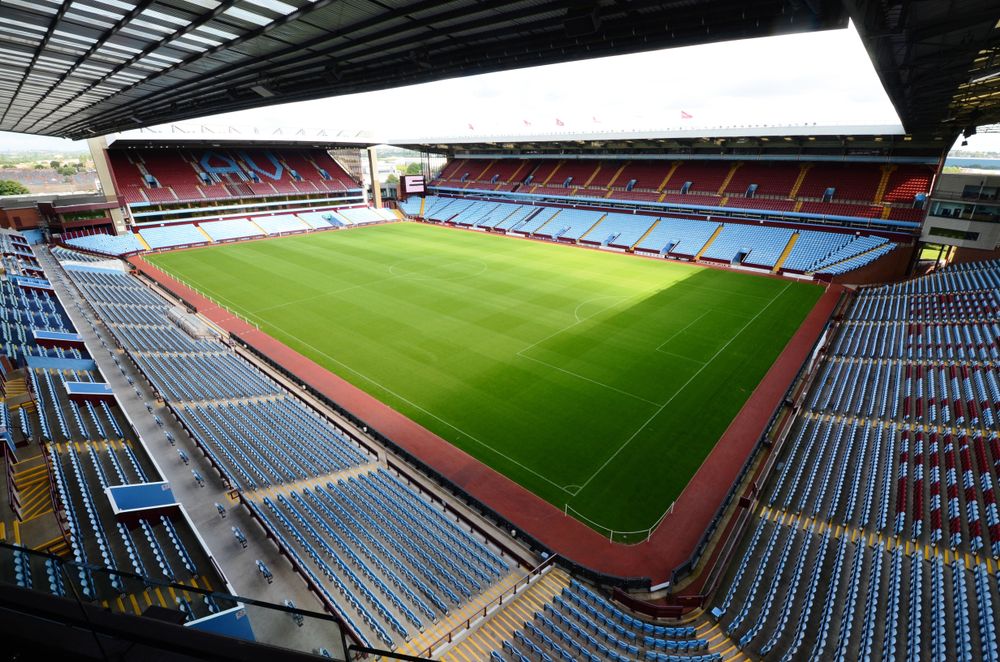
[571,281,793,498]
[517,353,660,406]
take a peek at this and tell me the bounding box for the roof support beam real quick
[6,0,158,131]
[0,1,71,126]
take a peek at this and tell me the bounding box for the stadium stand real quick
[252,214,311,235]
[534,209,605,240]
[123,204,394,253]
[428,158,935,225]
[137,224,210,250]
[709,258,1000,660]
[58,259,522,650]
[296,211,341,229]
[336,207,397,225]
[402,193,899,276]
[50,247,106,263]
[65,232,145,256]
[464,569,721,662]
[699,224,794,268]
[199,219,266,242]
[0,233,222,619]
[580,212,656,248]
[109,147,359,206]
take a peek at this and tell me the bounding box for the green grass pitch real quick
[148,222,823,536]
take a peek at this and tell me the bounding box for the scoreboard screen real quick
[401,174,425,194]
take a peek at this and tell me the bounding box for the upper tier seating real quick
[615,161,673,191]
[138,224,209,250]
[108,147,360,205]
[882,166,935,203]
[666,161,733,194]
[431,158,934,226]
[581,160,627,189]
[65,232,145,256]
[797,163,884,201]
[722,162,801,198]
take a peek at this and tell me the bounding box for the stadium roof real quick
[850,0,1000,138]
[105,121,378,149]
[386,123,947,157]
[0,0,850,140]
[0,1,994,142]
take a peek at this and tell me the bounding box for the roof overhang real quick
[105,122,378,150]
[390,124,944,161]
[0,0,848,140]
[847,0,1000,139]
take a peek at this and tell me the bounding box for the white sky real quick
[2,21,998,154]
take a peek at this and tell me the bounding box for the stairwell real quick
[604,161,630,191]
[401,567,533,658]
[657,162,682,192]
[10,454,54,522]
[874,165,896,204]
[694,224,725,259]
[581,163,603,189]
[530,210,561,236]
[437,567,571,661]
[789,164,812,200]
[194,225,214,243]
[539,161,565,187]
[772,232,800,272]
[717,163,743,195]
[5,371,35,413]
[577,214,608,243]
[631,218,661,250]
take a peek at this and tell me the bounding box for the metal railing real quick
[417,554,559,658]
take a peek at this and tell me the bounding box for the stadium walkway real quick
[129,255,844,586]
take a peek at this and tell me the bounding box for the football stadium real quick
[0,1,998,661]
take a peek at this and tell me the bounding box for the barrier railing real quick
[417,554,559,658]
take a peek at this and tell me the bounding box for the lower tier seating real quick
[138,225,209,250]
[406,195,896,276]
[65,232,145,256]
